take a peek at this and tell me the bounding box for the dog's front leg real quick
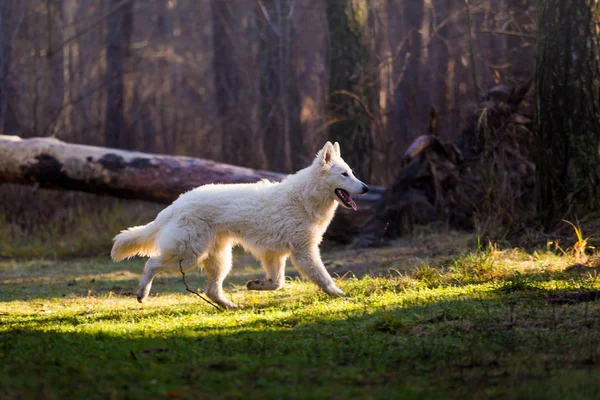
[291,247,345,296]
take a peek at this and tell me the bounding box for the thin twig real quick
[256,0,281,37]
[330,89,384,133]
[178,259,223,311]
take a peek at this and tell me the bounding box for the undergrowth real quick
[0,185,161,258]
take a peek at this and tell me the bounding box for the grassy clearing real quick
[3,238,600,399]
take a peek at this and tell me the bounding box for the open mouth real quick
[335,189,357,211]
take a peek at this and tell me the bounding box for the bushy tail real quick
[111,222,160,262]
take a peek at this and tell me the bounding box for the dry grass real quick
[0,185,162,258]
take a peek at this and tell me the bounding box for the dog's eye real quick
[341,172,348,177]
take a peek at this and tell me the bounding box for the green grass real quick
[3,242,600,399]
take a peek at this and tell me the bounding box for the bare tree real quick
[534,0,600,228]
[256,0,303,172]
[58,0,78,140]
[0,0,538,185]
[325,0,376,180]
[212,1,255,167]
[105,0,134,149]
[0,0,13,134]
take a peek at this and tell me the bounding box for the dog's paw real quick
[325,285,345,297]
[220,300,240,310]
[137,288,149,303]
[246,279,281,291]
[246,279,262,290]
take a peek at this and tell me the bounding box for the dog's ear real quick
[321,141,335,165]
[333,142,341,156]
[315,142,336,166]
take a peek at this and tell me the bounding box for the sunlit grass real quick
[3,241,600,399]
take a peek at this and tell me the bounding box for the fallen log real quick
[0,135,289,202]
[0,135,383,241]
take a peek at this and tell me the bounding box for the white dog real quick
[111,142,369,309]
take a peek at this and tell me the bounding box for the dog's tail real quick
[111,222,160,262]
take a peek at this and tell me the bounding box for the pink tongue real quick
[337,189,358,211]
[344,193,357,211]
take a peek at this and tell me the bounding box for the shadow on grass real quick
[0,273,263,302]
[0,254,272,302]
[0,270,315,303]
[3,291,600,400]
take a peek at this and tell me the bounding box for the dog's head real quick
[313,141,369,210]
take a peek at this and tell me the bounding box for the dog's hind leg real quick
[137,222,213,303]
[137,256,199,303]
[246,253,287,291]
[204,237,238,309]
[137,257,165,303]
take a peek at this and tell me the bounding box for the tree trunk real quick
[256,0,302,173]
[325,0,375,181]
[212,1,253,167]
[60,0,77,140]
[104,0,134,149]
[0,0,13,135]
[534,0,600,228]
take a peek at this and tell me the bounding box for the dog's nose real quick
[362,185,369,194]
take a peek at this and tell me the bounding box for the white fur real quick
[111,142,367,309]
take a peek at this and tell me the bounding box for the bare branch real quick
[256,0,281,37]
[47,0,132,57]
[478,29,535,39]
[179,259,223,312]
